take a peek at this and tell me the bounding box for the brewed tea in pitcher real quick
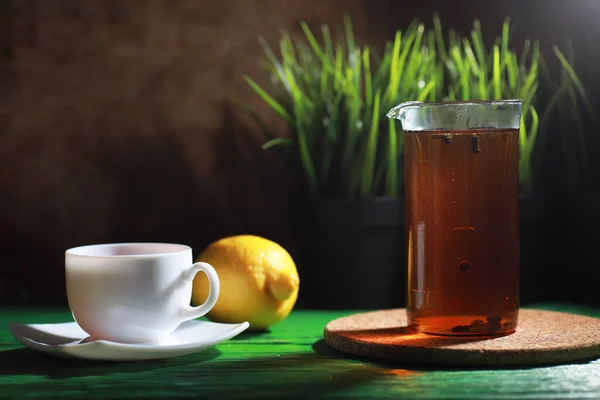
[388,100,522,336]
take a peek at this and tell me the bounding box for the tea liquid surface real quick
[404,129,519,336]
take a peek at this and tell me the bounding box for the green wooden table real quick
[1,304,600,399]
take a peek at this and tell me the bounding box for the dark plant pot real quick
[288,194,562,310]
[288,197,405,310]
[560,192,600,305]
[518,194,565,304]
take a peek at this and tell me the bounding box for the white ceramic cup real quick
[65,243,220,344]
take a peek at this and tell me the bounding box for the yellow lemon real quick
[191,235,299,330]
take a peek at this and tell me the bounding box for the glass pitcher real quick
[388,100,522,336]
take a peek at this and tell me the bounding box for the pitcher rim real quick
[395,99,522,108]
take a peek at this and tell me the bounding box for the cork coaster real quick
[324,308,600,367]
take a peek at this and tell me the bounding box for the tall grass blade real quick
[553,46,594,119]
[262,137,293,150]
[386,119,398,196]
[501,17,510,61]
[493,45,501,100]
[433,13,447,61]
[344,15,356,62]
[244,77,293,123]
[300,22,324,61]
[463,38,480,76]
[520,39,531,68]
[360,90,381,197]
[417,80,436,101]
[472,20,487,74]
[292,95,318,195]
[386,30,402,103]
[363,47,373,109]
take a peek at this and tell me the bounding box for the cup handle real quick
[179,262,220,321]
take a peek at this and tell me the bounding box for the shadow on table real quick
[0,347,221,379]
[7,328,598,397]
[0,346,387,397]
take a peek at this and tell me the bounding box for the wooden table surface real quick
[1,304,600,399]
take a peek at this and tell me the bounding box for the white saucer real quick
[8,319,250,361]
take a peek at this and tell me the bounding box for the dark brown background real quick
[1,0,598,304]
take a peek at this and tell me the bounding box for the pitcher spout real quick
[386,101,423,122]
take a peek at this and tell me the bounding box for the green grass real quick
[537,40,597,190]
[244,17,439,198]
[435,16,540,194]
[243,14,589,198]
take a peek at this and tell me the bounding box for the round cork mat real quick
[324,308,600,367]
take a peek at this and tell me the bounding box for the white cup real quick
[65,243,220,344]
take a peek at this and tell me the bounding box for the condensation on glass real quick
[388,100,522,336]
